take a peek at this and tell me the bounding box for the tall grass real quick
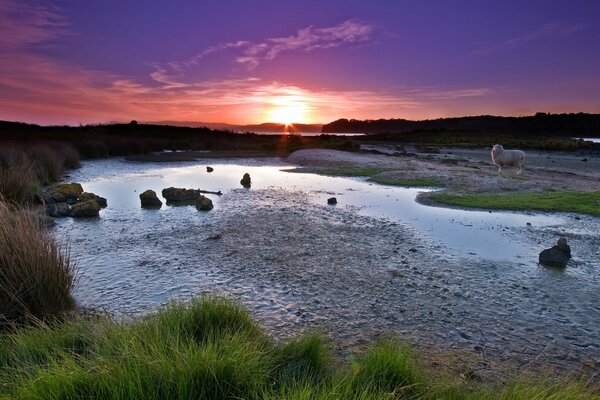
[0,297,597,399]
[0,143,80,204]
[0,201,76,325]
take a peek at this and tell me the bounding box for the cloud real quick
[0,0,69,49]
[471,21,585,56]
[235,20,373,68]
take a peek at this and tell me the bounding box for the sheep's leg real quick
[517,167,522,175]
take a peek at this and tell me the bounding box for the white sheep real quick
[491,144,525,174]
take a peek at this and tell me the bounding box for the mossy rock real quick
[162,187,199,205]
[70,200,100,218]
[78,192,107,208]
[46,202,71,217]
[140,189,162,208]
[196,195,214,211]
[240,173,251,188]
[42,182,84,204]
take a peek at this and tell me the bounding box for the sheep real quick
[491,144,525,174]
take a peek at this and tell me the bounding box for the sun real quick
[266,98,308,125]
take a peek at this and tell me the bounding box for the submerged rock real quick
[139,190,162,208]
[240,173,251,188]
[46,202,70,217]
[70,200,101,218]
[327,197,337,205]
[539,237,571,268]
[196,195,213,211]
[161,187,199,205]
[78,192,107,208]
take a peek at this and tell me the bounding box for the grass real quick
[0,144,81,204]
[0,297,597,399]
[431,190,600,216]
[0,201,76,325]
[318,167,391,177]
[369,177,441,187]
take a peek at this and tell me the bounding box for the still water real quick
[52,157,600,370]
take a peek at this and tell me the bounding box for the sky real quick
[0,0,599,126]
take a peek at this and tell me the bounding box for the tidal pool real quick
[53,157,600,372]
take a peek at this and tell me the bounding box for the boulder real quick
[70,200,101,218]
[240,173,251,188]
[327,197,337,205]
[539,238,572,268]
[195,195,213,211]
[206,166,214,172]
[42,182,83,204]
[161,187,199,205]
[78,192,107,208]
[140,190,162,208]
[46,202,70,217]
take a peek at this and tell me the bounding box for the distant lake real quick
[245,131,365,137]
[578,137,600,143]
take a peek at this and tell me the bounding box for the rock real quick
[327,197,337,205]
[240,173,251,188]
[195,195,213,211]
[78,192,107,208]
[539,238,572,267]
[46,202,70,217]
[70,200,101,218]
[206,166,214,172]
[161,187,199,205]
[139,190,162,208]
[42,182,84,204]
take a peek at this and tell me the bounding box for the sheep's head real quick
[491,144,503,154]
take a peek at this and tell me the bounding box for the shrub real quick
[0,202,76,325]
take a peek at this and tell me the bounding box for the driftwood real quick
[197,189,222,196]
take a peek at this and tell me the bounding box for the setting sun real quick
[266,97,309,125]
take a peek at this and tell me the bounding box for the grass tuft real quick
[0,201,76,325]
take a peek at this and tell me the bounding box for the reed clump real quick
[0,201,76,325]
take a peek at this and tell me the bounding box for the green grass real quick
[319,167,391,177]
[0,297,597,399]
[431,190,600,216]
[369,177,441,187]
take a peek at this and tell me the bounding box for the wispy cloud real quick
[471,21,585,56]
[235,20,373,68]
[0,0,69,48]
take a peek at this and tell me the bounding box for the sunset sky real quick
[1,0,599,126]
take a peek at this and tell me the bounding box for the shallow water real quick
[53,157,600,372]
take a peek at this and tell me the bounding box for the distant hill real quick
[148,121,323,133]
[321,113,600,136]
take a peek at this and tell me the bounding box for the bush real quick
[0,202,76,325]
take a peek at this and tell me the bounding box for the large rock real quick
[78,192,107,208]
[161,187,199,205]
[70,200,101,218]
[195,195,213,211]
[539,238,571,267]
[42,182,84,204]
[139,190,162,208]
[327,197,337,205]
[240,173,251,188]
[46,202,70,217]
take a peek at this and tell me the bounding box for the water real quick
[53,157,600,372]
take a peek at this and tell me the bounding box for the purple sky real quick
[1,0,599,125]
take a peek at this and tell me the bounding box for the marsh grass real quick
[431,190,600,216]
[369,177,441,187]
[0,148,36,204]
[0,202,76,325]
[1,297,597,399]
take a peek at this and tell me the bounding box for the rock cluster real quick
[539,237,572,268]
[43,183,107,218]
[161,187,201,205]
